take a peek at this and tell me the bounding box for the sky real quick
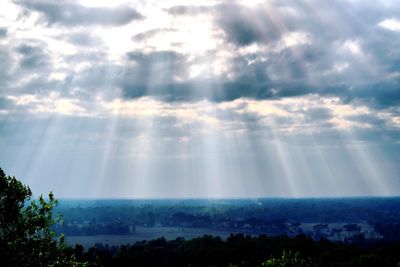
[0,0,399,198]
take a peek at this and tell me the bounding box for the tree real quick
[262,251,315,267]
[0,168,86,267]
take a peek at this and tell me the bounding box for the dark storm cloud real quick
[15,0,143,26]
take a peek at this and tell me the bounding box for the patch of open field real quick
[66,227,247,248]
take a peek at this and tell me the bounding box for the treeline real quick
[56,198,400,225]
[71,234,400,267]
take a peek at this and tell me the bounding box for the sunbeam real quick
[0,0,399,198]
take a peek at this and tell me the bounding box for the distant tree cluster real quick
[55,197,400,237]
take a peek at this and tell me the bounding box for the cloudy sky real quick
[0,0,399,198]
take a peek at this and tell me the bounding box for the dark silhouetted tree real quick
[0,168,86,267]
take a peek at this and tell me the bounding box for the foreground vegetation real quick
[1,167,400,266]
[0,168,86,266]
[73,234,400,267]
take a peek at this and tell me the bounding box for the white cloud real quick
[279,31,312,49]
[342,40,362,55]
[378,18,400,31]
[8,93,88,116]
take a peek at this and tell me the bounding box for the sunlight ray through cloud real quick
[0,0,399,198]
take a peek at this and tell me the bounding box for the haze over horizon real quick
[0,0,399,198]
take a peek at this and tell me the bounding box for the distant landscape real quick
[2,166,400,266]
[56,198,400,248]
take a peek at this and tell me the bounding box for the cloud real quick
[118,45,400,108]
[215,3,281,46]
[15,43,49,69]
[0,97,14,114]
[121,51,189,99]
[135,1,394,107]
[0,46,12,86]
[65,32,102,47]
[0,27,7,38]
[15,0,143,27]
[167,5,210,16]
[304,107,332,122]
[2,0,398,110]
[2,1,400,113]
[378,18,400,31]
[131,28,176,42]
[1,0,400,198]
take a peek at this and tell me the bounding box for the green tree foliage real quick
[0,168,86,267]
